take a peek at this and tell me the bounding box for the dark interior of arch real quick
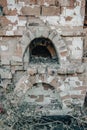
[29,37,58,63]
[32,46,52,58]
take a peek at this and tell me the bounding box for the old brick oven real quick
[0,0,87,116]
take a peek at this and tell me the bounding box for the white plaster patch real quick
[61,56,67,61]
[1,45,8,51]
[18,20,26,26]
[64,76,82,89]
[6,16,18,23]
[57,28,62,34]
[40,4,83,27]
[40,16,60,25]
[7,0,15,5]
[47,76,54,83]
[70,37,83,59]
[18,2,25,6]
[24,80,29,84]
[6,31,14,35]
[12,26,17,31]
[44,2,49,7]
[16,4,22,14]
[59,5,83,26]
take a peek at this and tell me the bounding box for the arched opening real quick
[29,37,59,64]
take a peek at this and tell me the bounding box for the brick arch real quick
[14,74,59,96]
[21,29,69,65]
[14,73,64,108]
[14,72,77,114]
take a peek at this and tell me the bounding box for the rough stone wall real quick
[0,0,87,115]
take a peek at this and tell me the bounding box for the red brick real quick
[3,7,17,15]
[29,0,37,4]
[60,51,67,57]
[0,0,7,7]
[42,6,60,16]
[71,95,83,99]
[74,86,87,90]
[21,6,40,16]
[70,0,74,7]
[0,16,12,27]
[15,43,22,57]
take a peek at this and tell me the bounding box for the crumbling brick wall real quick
[0,0,87,115]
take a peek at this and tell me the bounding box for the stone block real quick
[35,27,49,38]
[67,67,76,74]
[1,55,10,65]
[10,61,23,66]
[57,68,67,74]
[50,78,58,88]
[76,64,85,74]
[21,6,40,16]
[49,31,58,40]
[42,6,60,16]
[12,56,22,62]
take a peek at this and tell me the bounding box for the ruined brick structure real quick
[0,0,87,115]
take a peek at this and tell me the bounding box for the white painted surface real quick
[1,45,8,51]
[71,37,83,59]
[6,16,18,23]
[7,0,15,5]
